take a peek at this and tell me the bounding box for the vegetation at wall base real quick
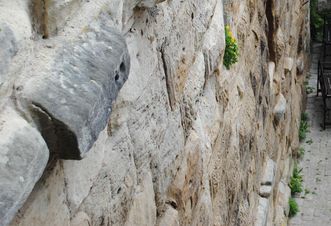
[289,198,299,217]
[223,25,239,70]
[299,112,309,142]
[289,164,303,195]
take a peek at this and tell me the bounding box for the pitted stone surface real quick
[16,21,130,160]
[0,107,49,226]
[1,0,310,225]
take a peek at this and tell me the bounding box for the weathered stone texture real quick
[16,23,130,159]
[0,0,310,225]
[0,107,49,226]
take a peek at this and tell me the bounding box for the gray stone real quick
[261,158,276,186]
[0,24,18,86]
[259,185,273,198]
[137,0,166,8]
[254,197,269,226]
[0,107,49,226]
[70,211,91,226]
[17,21,130,159]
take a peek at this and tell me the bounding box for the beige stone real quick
[2,0,309,225]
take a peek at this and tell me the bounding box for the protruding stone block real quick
[137,0,166,8]
[259,185,273,198]
[254,197,269,226]
[268,62,275,93]
[17,23,130,159]
[261,158,276,186]
[0,107,49,226]
[273,93,287,121]
[0,24,18,85]
[284,57,294,72]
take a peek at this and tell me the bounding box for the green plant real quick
[289,165,303,195]
[223,25,239,69]
[301,112,309,122]
[298,147,305,158]
[310,0,324,41]
[289,198,299,217]
[299,113,309,142]
[306,86,314,94]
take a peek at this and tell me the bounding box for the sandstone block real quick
[284,57,294,72]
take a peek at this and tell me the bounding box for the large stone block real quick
[0,107,49,226]
[0,24,18,86]
[16,22,130,159]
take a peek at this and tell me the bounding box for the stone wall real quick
[0,0,310,225]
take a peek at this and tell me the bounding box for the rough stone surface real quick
[273,93,287,121]
[16,20,130,160]
[254,197,269,226]
[284,57,294,72]
[0,24,17,85]
[0,107,49,226]
[261,159,277,186]
[0,0,310,225]
[70,212,91,226]
[274,180,291,225]
[259,185,273,198]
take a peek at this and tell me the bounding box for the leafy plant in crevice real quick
[299,112,309,142]
[289,164,303,195]
[295,147,305,159]
[223,25,239,70]
[289,198,299,217]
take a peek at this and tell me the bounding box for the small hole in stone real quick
[115,73,119,81]
[120,62,125,72]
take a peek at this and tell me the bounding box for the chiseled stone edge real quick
[0,106,49,226]
[16,17,130,160]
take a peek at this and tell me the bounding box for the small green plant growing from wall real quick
[223,25,239,70]
[298,147,305,158]
[299,112,309,142]
[289,198,299,217]
[289,164,303,195]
